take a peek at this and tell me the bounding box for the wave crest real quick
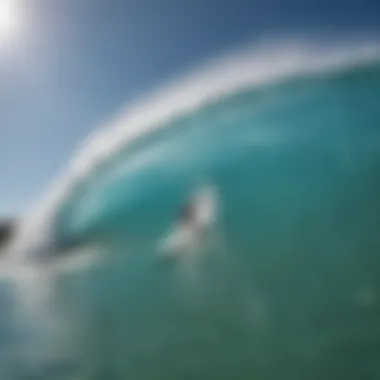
[9,36,380,260]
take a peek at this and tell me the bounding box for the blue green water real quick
[6,60,380,379]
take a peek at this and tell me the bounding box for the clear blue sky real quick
[1,0,379,217]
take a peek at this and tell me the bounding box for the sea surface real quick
[3,41,380,379]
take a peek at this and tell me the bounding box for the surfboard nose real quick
[190,184,218,226]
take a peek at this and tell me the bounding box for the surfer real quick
[0,219,15,252]
[158,184,218,258]
[178,200,201,234]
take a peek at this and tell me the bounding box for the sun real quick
[0,0,19,39]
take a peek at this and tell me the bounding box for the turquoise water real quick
[6,60,380,378]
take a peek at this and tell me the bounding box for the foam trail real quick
[13,264,56,326]
[0,245,102,351]
[0,245,105,370]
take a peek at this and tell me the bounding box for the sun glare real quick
[0,0,19,40]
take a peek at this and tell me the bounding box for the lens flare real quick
[0,0,19,40]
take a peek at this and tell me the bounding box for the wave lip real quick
[73,38,380,178]
[9,36,380,260]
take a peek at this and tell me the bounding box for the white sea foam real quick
[9,36,380,260]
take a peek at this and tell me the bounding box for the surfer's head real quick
[179,203,195,225]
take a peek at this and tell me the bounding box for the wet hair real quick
[179,203,194,224]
